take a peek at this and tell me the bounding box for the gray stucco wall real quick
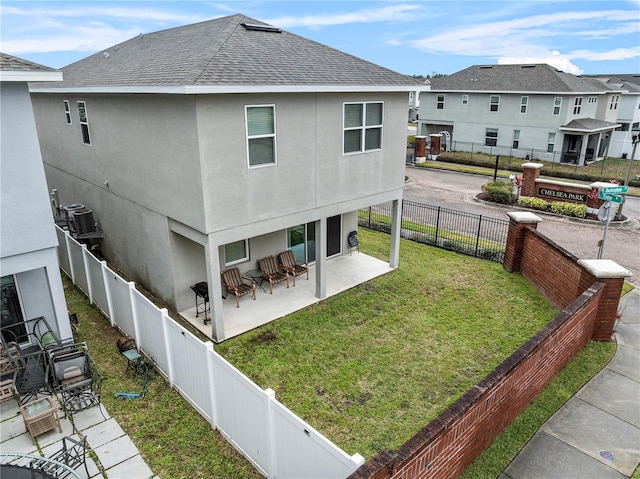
[33,90,407,310]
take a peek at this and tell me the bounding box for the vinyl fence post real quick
[206,342,218,428]
[64,231,76,284]
[161,309,175,386]
[100,261,115,327]
[265,388,277,478]
[81,244,94,305]
[128,282,142,347]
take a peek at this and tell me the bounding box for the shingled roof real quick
[33,14,423,93]
[1,52,62,82]
[429,64,622,94]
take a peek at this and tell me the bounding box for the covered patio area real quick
[179,252,393,341]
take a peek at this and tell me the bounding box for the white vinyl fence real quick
[56,227,364,478]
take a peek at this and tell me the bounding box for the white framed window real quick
[553,97,562,115]
[63,100,72,124]
[77,101,91,145]
[547,132,556,153]
[609,95,619,110]
[512,130,520,149]
[485,128,498,147]
[462,95,469,105]
[343,101,383,154]
[490,95,500,112]
[573,97,582,115]
[436,94,445,110]
[224,239,249,266]
[520,96,528,114]
[588,96,598,104]
[246,105,276,167]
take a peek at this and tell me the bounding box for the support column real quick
[520,162,544,198]
[389,199,401,268]
[577,259,632,341]
[503,212,543,273]
[315,217,327,299]
[206,235,224,342]
[415,136,427,163]
[578,134,589,166]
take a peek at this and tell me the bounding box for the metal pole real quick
[493,155,500,181]
[598,218,610,259]
[617,134,639,219]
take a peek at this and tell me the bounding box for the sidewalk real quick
[501,287,640,479]
[1,397,155,478]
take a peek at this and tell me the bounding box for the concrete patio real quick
[0,395,155,478]
[180,252,395,341]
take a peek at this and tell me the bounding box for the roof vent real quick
[479,65,493,69]
[521,65,536,68]
[241,23,282,33]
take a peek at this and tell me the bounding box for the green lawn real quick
[215,229,558,458]
[62,228,617,477]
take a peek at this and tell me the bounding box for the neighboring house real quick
[580,74,640,159]
[416,64,624,165]
[0,53,72,343]
[29,14,425,342]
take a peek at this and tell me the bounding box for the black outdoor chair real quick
[30,436,89,479]
[12,349,49,405]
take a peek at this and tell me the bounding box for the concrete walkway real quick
[1,397,155,478]
[501,287,640,479]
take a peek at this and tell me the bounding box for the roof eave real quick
[2,71,63,82]
[425,89,619,95]
[559,123,621,133]
[29,84,428,94]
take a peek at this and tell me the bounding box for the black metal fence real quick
[359,200,509,263]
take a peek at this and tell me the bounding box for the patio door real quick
[287,215,341,262]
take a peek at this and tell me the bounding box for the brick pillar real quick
[503,212,543,273]
[415,136,427,163]
[520,162,544,198]
[577,260,632,341]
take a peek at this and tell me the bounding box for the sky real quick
[1,0,639,76]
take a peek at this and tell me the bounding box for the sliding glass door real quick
[287,215,341,263]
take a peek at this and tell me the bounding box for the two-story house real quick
[581,74,640,159]
[0,53,72,344]
[30,14,424,341]
[416,64,623,165]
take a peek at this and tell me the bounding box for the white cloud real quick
[408,8,638,75]
[265,4,421,29]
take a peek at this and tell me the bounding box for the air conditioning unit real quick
[72,208,96,235]
[62,204,84,232]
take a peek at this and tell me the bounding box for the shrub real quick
[550,201,587,218]
[518,196,549,211]
[481,180,514,204]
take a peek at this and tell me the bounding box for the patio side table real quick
[20,396,61,443]
[246,269,267,293]
[122,349,142,375]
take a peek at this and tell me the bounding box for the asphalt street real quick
[404,165,640,287]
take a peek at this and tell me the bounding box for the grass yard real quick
[215,229,559,459]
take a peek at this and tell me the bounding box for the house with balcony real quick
[30,14,425,342]
[416,63,624,165]
[0,53,72,345]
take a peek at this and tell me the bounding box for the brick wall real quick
[348,284,603,479]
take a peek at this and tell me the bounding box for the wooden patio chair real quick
[221,267,256,307]
[257,256,289,294]
[277,250,308,287]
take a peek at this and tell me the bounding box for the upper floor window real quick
[224,239,249,266]
[436,94,445,110]
[609,95,619,110]
[77,101,91,145]
[573,97,583,115]
[63,100,72,124]
[520,96,528,114]
[462,95,469,105]
[490,95,500,112]
[246,105,276,167]
[588,96,598,104]
[343,102,383,154]
[553,97,562,115]
[485,128,498,146]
